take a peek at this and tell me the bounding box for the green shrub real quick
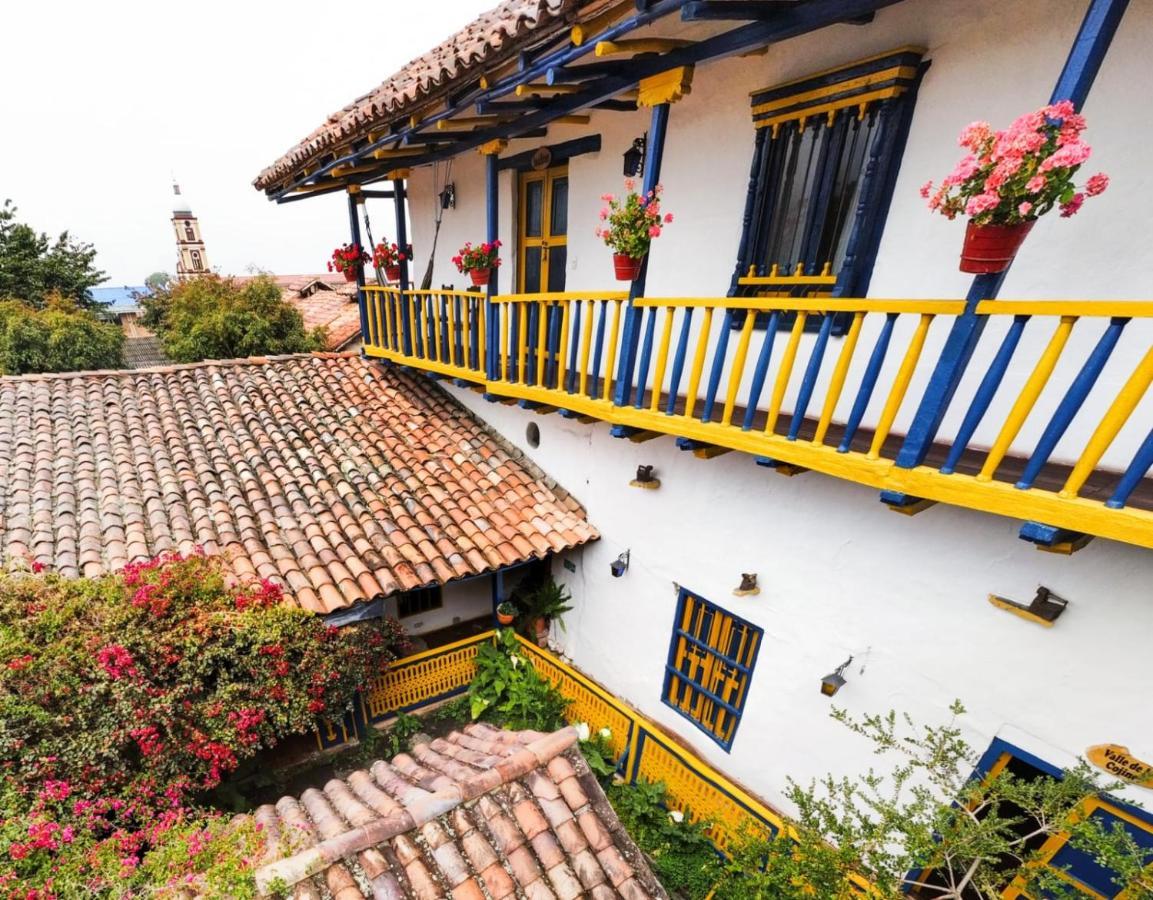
[0,552,408,895]
[0,297,123,374]
[140,273,325,363]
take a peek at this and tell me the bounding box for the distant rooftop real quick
[90,285,147,313]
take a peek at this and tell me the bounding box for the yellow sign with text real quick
[1086,744,1153,788]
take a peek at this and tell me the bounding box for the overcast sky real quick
[1,0,490,285]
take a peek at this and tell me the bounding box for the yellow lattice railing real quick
[513,634,785,851]
[361,632,488,722]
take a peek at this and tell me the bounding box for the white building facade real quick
[256,0,1153,889]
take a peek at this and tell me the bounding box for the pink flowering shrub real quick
[0,552,407,896]
[922,101,1108,223]
[596,179,674,259]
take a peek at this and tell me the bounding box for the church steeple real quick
[171,182,210,278]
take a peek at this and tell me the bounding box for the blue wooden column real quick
[482,142,507,382]
[613,99,673,408]
[392,172,413,355]
[347,186,370,352]
[889,0,1130,490]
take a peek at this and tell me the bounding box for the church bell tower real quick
[171,183,210,278]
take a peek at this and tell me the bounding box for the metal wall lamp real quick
[611,551,630,578]
[820,656,853,697]
[630,465,660,489]
[623,136,646,177]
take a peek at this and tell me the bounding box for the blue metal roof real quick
[90,286,148,313]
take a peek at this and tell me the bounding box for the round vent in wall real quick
[526,422,541,448]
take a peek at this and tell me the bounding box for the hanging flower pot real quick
[495,601,516,626]
[373,241,407,284]
[597,178,673,283]
[921,101,1109,275]
[343,266,359,282]
[454,241,502,289]
[384,265,402,282]
[959,220,1036,273]
[613,253,645,281]
[328,242,369,281]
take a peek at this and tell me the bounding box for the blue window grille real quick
[662,588,762,752]
[732,49,928,332]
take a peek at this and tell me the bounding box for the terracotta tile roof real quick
[253,0,624,192]
[250,723,668,899]
[0,354,596,612]
[290,283,363,350]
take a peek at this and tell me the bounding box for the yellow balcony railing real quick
[361,288,1153,552]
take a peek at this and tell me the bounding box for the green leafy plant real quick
[724,701,1153,899]
[467,629,568,731]
[0,296,123,374]
[607,779,721,898]
[577,724,618,787]
[379,711,424,759]
[495,600,517,618]
[596,180,673,260]
[140,273,325,363]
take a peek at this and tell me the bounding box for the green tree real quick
[0,200,107,309]
[707,702,1153,899]
[141,273,325,363]
[144,270,171,293]
[0,297,124,374]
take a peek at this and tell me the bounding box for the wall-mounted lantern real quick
[733,573,759,597]
[439,183,456,210]
[611,551,631,578]
[623,136,646,178]
[988,586,1068,627]
[630,465,660,489]
[820,656,853,697]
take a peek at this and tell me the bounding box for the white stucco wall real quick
[407,0,1153,470]
[393,0,1153,817]
[386,577,491,636]
[443,382,1153,817]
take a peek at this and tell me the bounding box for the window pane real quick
[546,245,567,292]
[819,108,881,271]
[550,176,569,236]
[523,246,542,293]
[525,180,543,237]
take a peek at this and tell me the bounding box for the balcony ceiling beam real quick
[270,0,904,199]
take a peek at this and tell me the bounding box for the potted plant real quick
[596,178,673,281]
[372,241,407,282]
[516,576,573,647]
[495,600,517,626]
[922,100,1108,273]
[328,242,370,282]
[452,240,502,286]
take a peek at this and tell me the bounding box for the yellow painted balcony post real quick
[813,311,865,445]
[557,299,572,392]
[722,309,758,426]
[1062,344,1153,497]
[765,312,808,434]
[536,300,549,387]
[579,299,595,398]
[685,307,715,419]
[978,315,1076,482]
[650,307,675,413]
[517,301,530,384]
[603,299,624,401]
[867,313,933,460]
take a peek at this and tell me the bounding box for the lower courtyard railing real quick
[316,630,785,855]
[363,287,1153,552]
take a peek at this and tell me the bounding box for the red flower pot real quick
[342,267,359,283]
[496,611,515,626]
[959,220,1035,274]
[613,253,645,281]
[384,265,401,282]
[470,268,491,287]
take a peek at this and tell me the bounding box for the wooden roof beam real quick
[594,38,693,56]
[681,0,874,23]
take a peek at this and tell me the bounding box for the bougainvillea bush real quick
[0,552,407,897]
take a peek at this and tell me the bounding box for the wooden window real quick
[734,50,927,330]
[915,739,1153,898]
[396,586,443,619]
[662,588,762,751]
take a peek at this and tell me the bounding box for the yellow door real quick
[518,165,569,293]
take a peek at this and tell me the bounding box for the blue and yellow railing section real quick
[362,286,1153,552]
